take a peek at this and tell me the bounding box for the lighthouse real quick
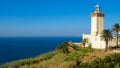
[82,4,106,49]
[82,4,119,49]
[91,4,104,35]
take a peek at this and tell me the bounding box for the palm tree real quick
[113,23,120,47]
[82,38,88,47]
[101,30,113,52]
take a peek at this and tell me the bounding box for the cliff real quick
[0,42,120,68]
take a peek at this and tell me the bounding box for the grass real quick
[0,51,57,68]
[0,42,119,68]
[81,53,120,68]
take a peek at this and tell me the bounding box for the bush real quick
[81,53,120,68]
[57,42,69,54]
[79,47,94,53]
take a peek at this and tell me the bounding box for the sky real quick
[0,0,120,37]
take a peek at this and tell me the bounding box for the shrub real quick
[57,42,69,54]
[81,53,120,68]
[64,50,83,68]
[72,44,80,51]
[79,47,94,53]
[115,64,120,68]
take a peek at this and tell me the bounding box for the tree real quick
[101,30,113,52]
[82,38,88,47]
[113,23,120,47]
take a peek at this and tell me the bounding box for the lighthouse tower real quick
[91,4,104,35]
[83,4,106,49]
[82,4,119,49]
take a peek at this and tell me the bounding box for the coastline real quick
[0,37,82,65]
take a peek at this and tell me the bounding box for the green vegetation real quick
[101,29,113,52]
[113,23,120,47]
[99,23,120,52]
[0,51,56,68]
[0,42,119,68]
[0,42,94,68]
[82,38,88,47]
[57,42,70,54]
[81,53,120,68]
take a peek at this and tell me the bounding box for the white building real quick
[83,4,118,49]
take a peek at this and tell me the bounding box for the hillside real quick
[0,42,120,68]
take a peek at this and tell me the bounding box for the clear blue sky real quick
[0,0,120,37]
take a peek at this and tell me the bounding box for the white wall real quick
[91,16,97,35]
[83,34,120,49]
[83,34,106,49]
[98,17,104,35]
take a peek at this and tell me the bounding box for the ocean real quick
[0,37,82,65]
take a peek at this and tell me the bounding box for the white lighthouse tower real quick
[82,4,119,49]
[83,4,106,49]
[91,4,104,35]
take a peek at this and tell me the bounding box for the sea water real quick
[0,37,82,64]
